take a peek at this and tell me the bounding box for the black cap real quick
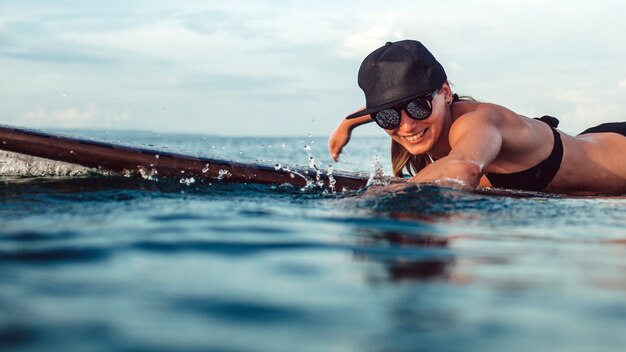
[346,40,447,119]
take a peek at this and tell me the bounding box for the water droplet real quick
[327,164,336,193]
[155,154,160,159]
[139,168,158,181]
[179,177,195,186]
[202,163,210,173]
[366,154,386,186]
[217,169,231,180]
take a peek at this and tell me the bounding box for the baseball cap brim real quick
[345,91,430,119]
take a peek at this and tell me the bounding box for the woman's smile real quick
[401,127,428,143]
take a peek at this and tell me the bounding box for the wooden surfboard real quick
[0,125,374,191]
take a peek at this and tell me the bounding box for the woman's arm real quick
[328,108,372,162]
[409,111,503,189]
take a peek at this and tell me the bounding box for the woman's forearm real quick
[328,108,373,162]
[340,110,372,130]
[409,157,483,190]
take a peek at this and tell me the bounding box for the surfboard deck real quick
[0,125,375,191]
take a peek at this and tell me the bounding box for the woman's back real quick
[455,102,626,194]
[553,132,626,195]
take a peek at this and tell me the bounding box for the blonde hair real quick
[391,140,432,177]
[390,93,476,177]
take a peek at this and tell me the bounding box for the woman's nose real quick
[398,110,417,132]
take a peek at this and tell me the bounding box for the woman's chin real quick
[403,139,431,155]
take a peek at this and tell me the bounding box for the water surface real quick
[1,130,625,352]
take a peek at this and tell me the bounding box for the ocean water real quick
[1,130,625,352]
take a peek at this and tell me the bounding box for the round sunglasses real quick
[371,91,436,130]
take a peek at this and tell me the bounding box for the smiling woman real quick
[329,40,626,195]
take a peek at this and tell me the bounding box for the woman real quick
[329,40,626,195]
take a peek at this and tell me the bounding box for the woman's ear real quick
[440,81,453,104]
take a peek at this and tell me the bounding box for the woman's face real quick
[384,85,451,156]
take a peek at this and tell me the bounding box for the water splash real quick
[202,163,210,173]
[138,168,159,181]
[277,165,307,184]
[326,164,336,193]
[217,169,231,180]
[366,154,387,187]
[301,141,325,190]
[179,177,196,186]
[308,156,323,187]
[0,151,93,177]
[432,177,473,191]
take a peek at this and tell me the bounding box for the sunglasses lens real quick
[374,109,400,130]
[406,99,432,120]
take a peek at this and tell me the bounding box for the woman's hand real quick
[328,108,372,162]
[328,125,352,162]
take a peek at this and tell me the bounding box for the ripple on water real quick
[0,324,41,349]
[131,240,330,256]
[0,246,110,264]
[0,230,78,242]
[173,296,314,324]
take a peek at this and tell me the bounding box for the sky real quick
[1,0,626,137]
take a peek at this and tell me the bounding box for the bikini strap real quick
[534,115,559,128]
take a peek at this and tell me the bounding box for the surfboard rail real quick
[0,125,375,191]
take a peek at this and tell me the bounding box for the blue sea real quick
[1,130,625,352]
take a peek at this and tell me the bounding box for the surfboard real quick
[0,124,373,191]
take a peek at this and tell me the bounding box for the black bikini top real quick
[484,116,563,192]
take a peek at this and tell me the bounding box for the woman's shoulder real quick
[451,101,519,129]
[450,101,543,145]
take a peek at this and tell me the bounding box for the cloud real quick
[551,89,597,104]
[0,17,116,64]
[3,0,626,137]
[62,19,210,60]
[339,14,404,58]
[0,46,114,64]
[560,101,622,134]
[18,104,129,129]
[180,72,295,92]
